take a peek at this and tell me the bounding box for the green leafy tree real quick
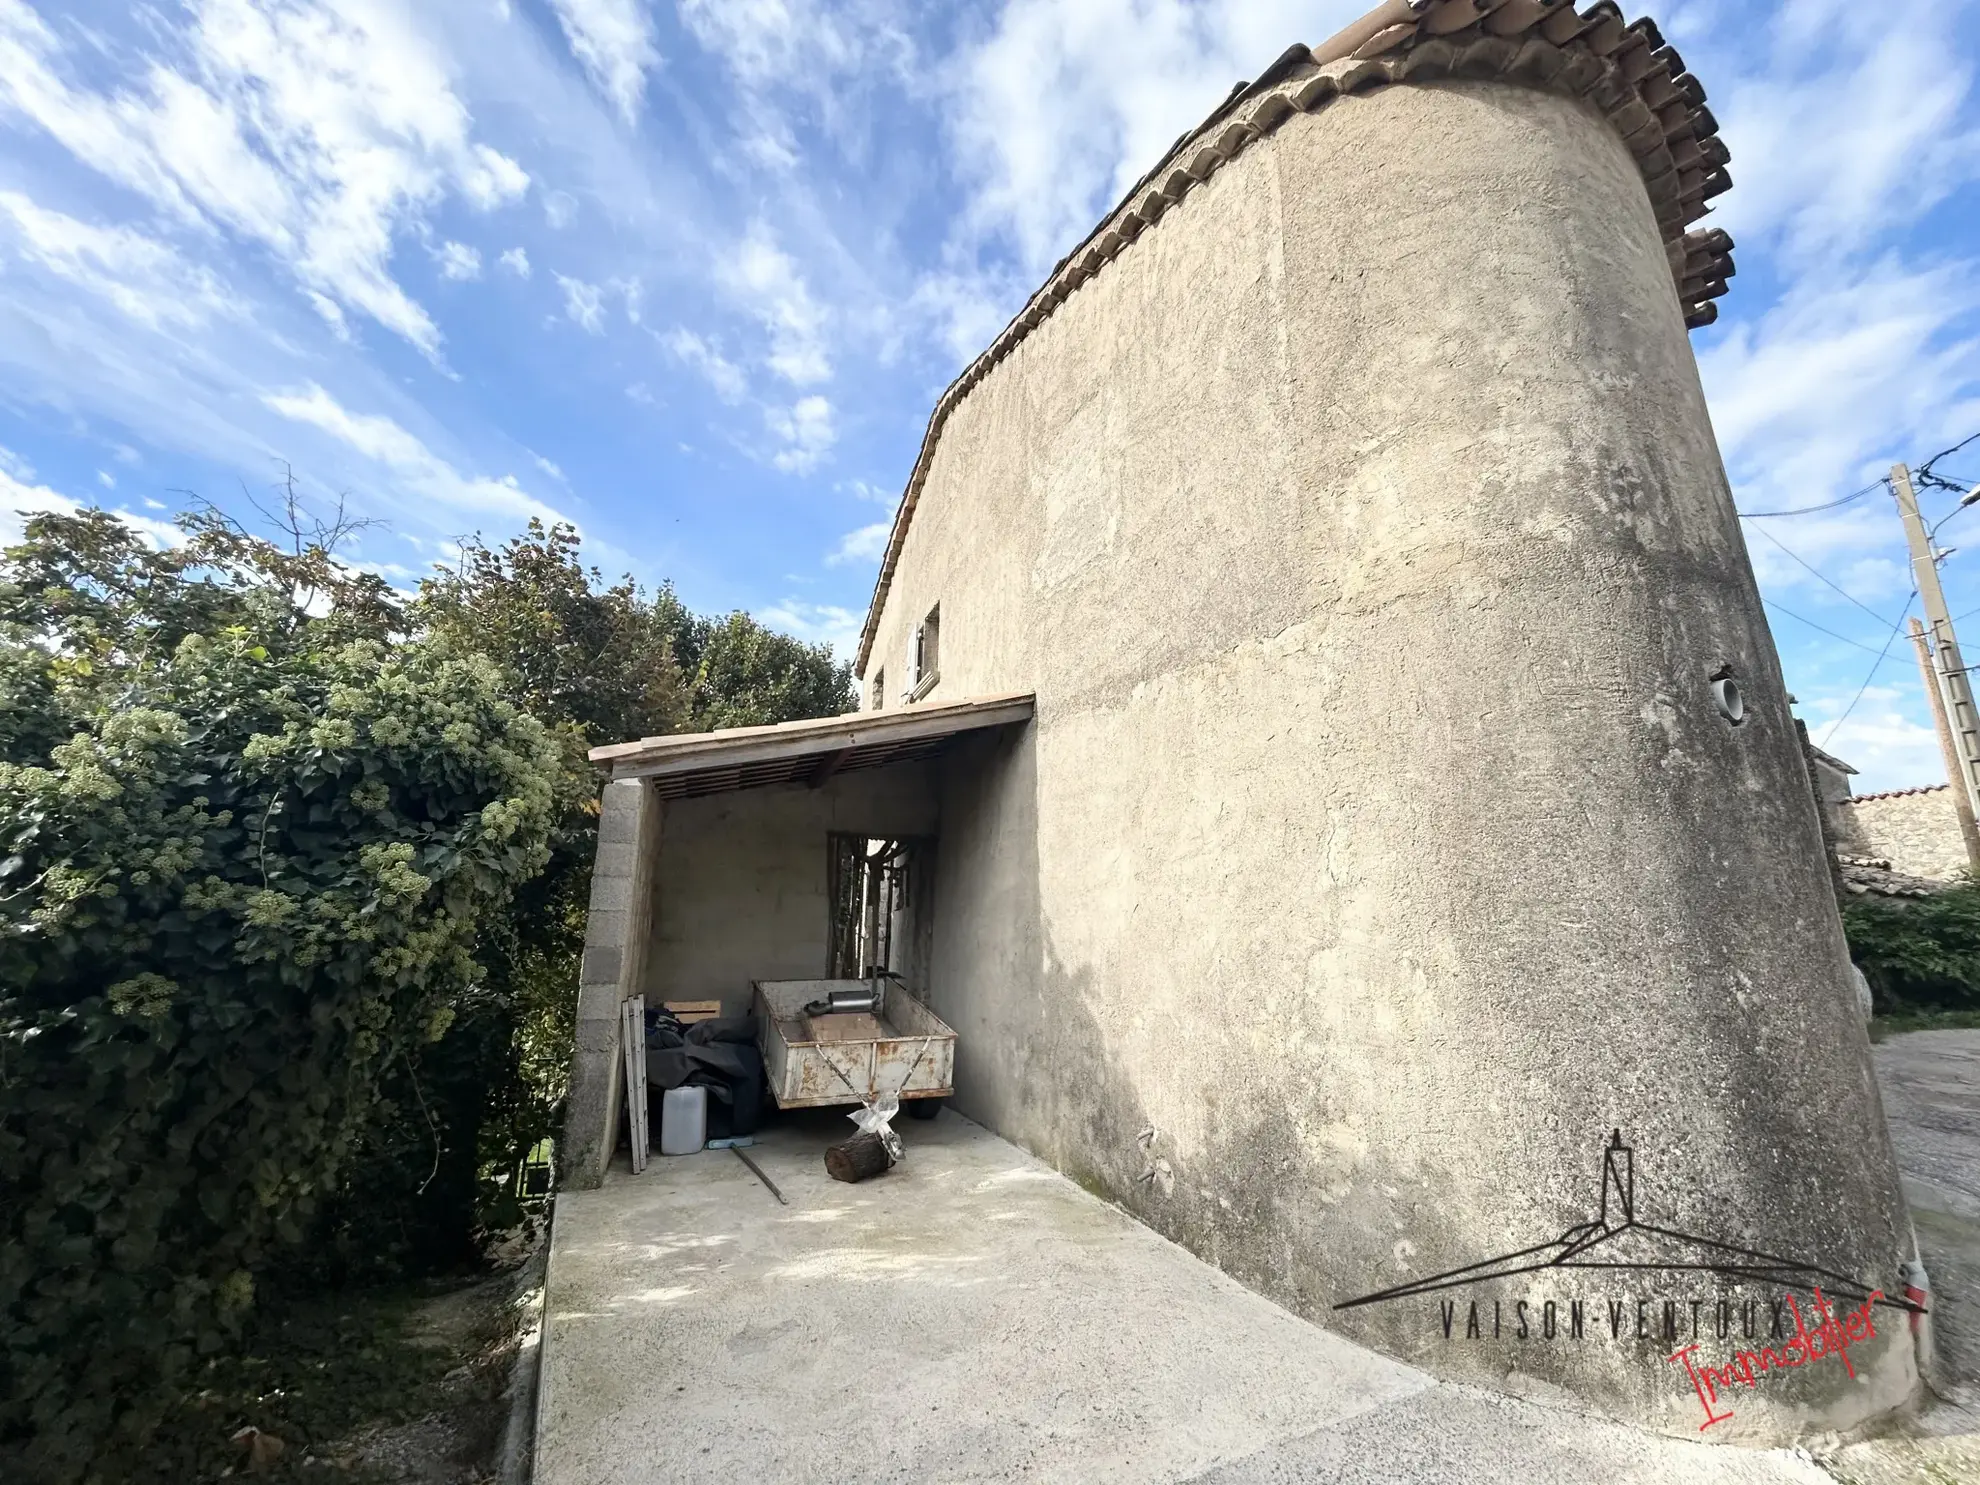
[405,523,854,1242]
[417,520,690,748]
[1843,886,1980,1012]
[0,500,859,1479]
[676,608,857,730]
[0,510,557,1479]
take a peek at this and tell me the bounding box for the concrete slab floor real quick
[535,1110,1849,1485]
[1871,1030,1980,1397]
[1819,1028,1980,1485]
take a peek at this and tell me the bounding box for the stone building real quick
[569,0,1921,1444]
[1834,783,1972,884]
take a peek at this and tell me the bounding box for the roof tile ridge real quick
[1839,783,1952,805]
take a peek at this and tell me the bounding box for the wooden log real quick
[825,1130,893,1183]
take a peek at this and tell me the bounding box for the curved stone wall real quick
[867,75,1916,1439]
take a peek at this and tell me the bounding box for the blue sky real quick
[0,0,1976,791]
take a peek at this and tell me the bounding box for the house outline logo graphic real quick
[1332,1130,1922,1320]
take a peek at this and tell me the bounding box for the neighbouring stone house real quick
[1833,783,1972,885]
[567,0,1920,1444]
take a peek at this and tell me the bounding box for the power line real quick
[1739,479,1884,520]
[1819,590,1917,748]
[1762,599,1900,656]
[1749,525,1900,628]
[1919,431,1980,479]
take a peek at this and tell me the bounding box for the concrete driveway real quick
[1869,1030,1980,1393]
[535,1111,1841,1485]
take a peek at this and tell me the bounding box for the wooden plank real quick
[596,693,1035,779]
[808,745,853,788]
[663,999,722,1024]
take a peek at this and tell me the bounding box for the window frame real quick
[906,604,941,702]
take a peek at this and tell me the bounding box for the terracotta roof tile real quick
[856,1,1738,674]
[1836,854,1946,899]
[1838,784,1952,806]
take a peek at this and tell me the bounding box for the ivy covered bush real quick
[0,502,855,1479]
[1842,884,1980,1014]
[0,510,558,1478]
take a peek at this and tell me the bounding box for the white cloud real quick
[767,394,834,473]
[96,469,114,488]
[0,465,67,546]
[531,452,565,481]
[262,382,564,525]
[556,273,605,332]
[723,222,830,384]
[542,190,578,229]
[0,459,180,549]
[663,327,746,402]
[911,268,1022,365]
[676,0,915,167]
[434,240,482,281]
[825,518,889,566]
[678,0,912,86]
[0,0,529,357]
[1706,0,1980,266]
[755,596,861,657]
[839,478,895,505]
[547,0,660,125]
[306,290,351,339]
[942,0,1358,274]
[1803,684,1946,789]
[499,246,531,278]
[1700,257,1980,595]
[0,191,239,329]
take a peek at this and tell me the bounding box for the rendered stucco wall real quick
[869,77,1917,1438]
[1834,787,1968,882]
[642,764,938,1017]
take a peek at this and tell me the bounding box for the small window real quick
[907,605,940,701]
[870,668,885,711]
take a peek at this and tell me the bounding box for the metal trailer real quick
[753,978,956,1110]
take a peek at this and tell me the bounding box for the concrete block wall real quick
[1833,786,1969,882]
[562,778,660,1191]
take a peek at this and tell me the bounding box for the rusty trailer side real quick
[754,979,956,1109]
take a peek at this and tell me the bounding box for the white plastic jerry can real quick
[660,1085,707,1156]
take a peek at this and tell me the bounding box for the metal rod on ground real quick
[1908,616,1980,873]
[1894,463,1980,866]
[732,1146,787,1205]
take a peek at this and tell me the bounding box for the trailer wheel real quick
[905,1098,943,1121]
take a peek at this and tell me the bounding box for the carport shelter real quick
[561,692,1035,1187]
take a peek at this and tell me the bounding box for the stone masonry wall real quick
[1834,785,1969,882]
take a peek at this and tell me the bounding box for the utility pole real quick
[1892,463,1980,868]
[1907,617,1980,871]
